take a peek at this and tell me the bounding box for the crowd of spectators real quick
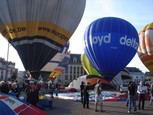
[0,79,60,108]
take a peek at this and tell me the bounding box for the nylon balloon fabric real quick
[83,17,139,81]
[0,0,86,73]
[137,22,153,72]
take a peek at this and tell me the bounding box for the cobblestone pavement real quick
[45,98,153,115]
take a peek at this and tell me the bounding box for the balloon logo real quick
[41,42,70,72]
[49,51,70,82]
[0,0,86,73]
[137,22,153,72]
[83,17,139,81]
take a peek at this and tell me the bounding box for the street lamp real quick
[5,42,9,81]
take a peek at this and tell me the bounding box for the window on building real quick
[77,66,80,73]
[74,67,76,73]
[138,79,140,84]
[70,66,72,73]
[81,67,84,74]
[65,75,68,80]
[73,57,77,64]
[70,74,72,80]
[65,68,68,73]
[74,74,75,79]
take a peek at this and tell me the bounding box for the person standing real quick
[127,81,137,113]
[9,82,20,98]
[150,83,153,105]
[94,79,103,112]
[0,81,9,94]
[49,83,55,98]
[83,82,90,108]
[80,81,85,103]
[126,81,133,107]
[26,81,39,106]
[137,81,147,110]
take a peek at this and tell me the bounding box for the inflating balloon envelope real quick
[81,53,101,76]
[83,17,139,82]
[0,0,86,78]
[81,53,110,87]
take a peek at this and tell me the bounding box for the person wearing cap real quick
[137,81,147,110]
[94,79,103,112]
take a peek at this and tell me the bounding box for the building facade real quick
[57,54,147,86]
[57,54,86,86]
[126,67,145,84]
[144,72,153,85]
[0,57,18,81]
[0,54,147,85]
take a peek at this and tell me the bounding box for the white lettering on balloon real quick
[92,33,111,45]
[91,33,138,50]
[120,35,138,50]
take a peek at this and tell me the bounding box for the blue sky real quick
[0,0,153,72]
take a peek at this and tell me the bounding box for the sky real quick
[0,0,153,73]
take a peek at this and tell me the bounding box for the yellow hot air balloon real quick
[138,22,153,72]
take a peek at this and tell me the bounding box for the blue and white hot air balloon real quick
[83,17,139,81]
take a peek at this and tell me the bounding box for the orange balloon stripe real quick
[139,49,153,58]
[86,78,112,85]
[139,32,146,50]
[140,55,153,62]
[145,34,153,52]
[86,78,98,85]
[54,68,64,73]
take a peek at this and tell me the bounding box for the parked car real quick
[120,83,129,93]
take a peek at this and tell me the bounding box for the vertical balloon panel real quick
[0,0,86,75]
[83,17,139,81]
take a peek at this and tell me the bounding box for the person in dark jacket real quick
[83,82,90,108]
[80,81,85,103]
[26,81,39,106]
[127,81,137,113]
[0,81,9,94]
